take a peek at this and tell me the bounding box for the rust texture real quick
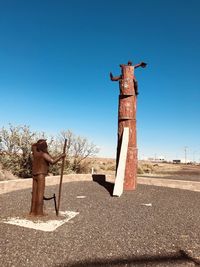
[110,61,147,190]
[30,139,65,216]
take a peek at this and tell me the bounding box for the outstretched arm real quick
[43,153,66,165]
[110,72,121,81]
[134,62,147,69]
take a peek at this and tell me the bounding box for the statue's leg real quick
[36,174,45,215]
[30,177,37,215]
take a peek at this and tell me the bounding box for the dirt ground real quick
[0,163,18,181]
[138,161,200,182]
[93,158,200,175]
[1,158,200,182]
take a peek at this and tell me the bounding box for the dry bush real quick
[0,124,44,178]
[58,130,99,173]
[0,125,99,178]
[137,162,155,174]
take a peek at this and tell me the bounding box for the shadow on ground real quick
[57,250,200,266]
[92,174,114,196]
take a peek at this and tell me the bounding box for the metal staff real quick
[56,138,67,216]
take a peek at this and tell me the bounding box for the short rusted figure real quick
[110,61,147,190]
[30,139,65,216]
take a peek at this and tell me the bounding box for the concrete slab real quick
[2,210,79,232]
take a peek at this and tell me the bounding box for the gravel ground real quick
[1,180,200,267]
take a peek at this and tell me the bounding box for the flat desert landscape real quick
[1,158,200,182]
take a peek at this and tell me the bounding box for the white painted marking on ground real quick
[2,211,79,232]
[76,195,86,198]
[141,203,152,207]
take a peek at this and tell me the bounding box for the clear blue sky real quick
[0,0,200,161]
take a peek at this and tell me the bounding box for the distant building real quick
[147,157,166,163]
[173,159,181,164]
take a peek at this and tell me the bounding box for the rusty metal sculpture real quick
[110,61,147,190]
[30,139,66,216]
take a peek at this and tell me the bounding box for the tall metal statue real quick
[110,60,147,190]
[30,139,66,216]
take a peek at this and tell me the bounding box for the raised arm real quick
[134,62,147,69]
[110,72,121,81]
[43,153,66,165]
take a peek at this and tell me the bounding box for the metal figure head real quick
[36,139,48,153]
[32,139,48,154]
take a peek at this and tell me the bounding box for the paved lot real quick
[1,177,200,267]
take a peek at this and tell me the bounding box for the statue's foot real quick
[35,212,48,217]
[29,212,36,216]
[38,213,48,217]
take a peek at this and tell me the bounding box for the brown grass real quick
[1,157,200,181]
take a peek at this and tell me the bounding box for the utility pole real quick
[184,146,188,164]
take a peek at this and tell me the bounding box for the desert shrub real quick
[106,163,116,171]
[137,163,155,174]
[58,130,99,174]
[74,160,92,174]
[137,165,144,174]
[100,163,116,172]
[0,125,44,178]
[0,125,99,178]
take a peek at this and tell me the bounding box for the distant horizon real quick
[1,122,198,162]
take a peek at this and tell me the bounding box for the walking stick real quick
[56,138,67,216]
